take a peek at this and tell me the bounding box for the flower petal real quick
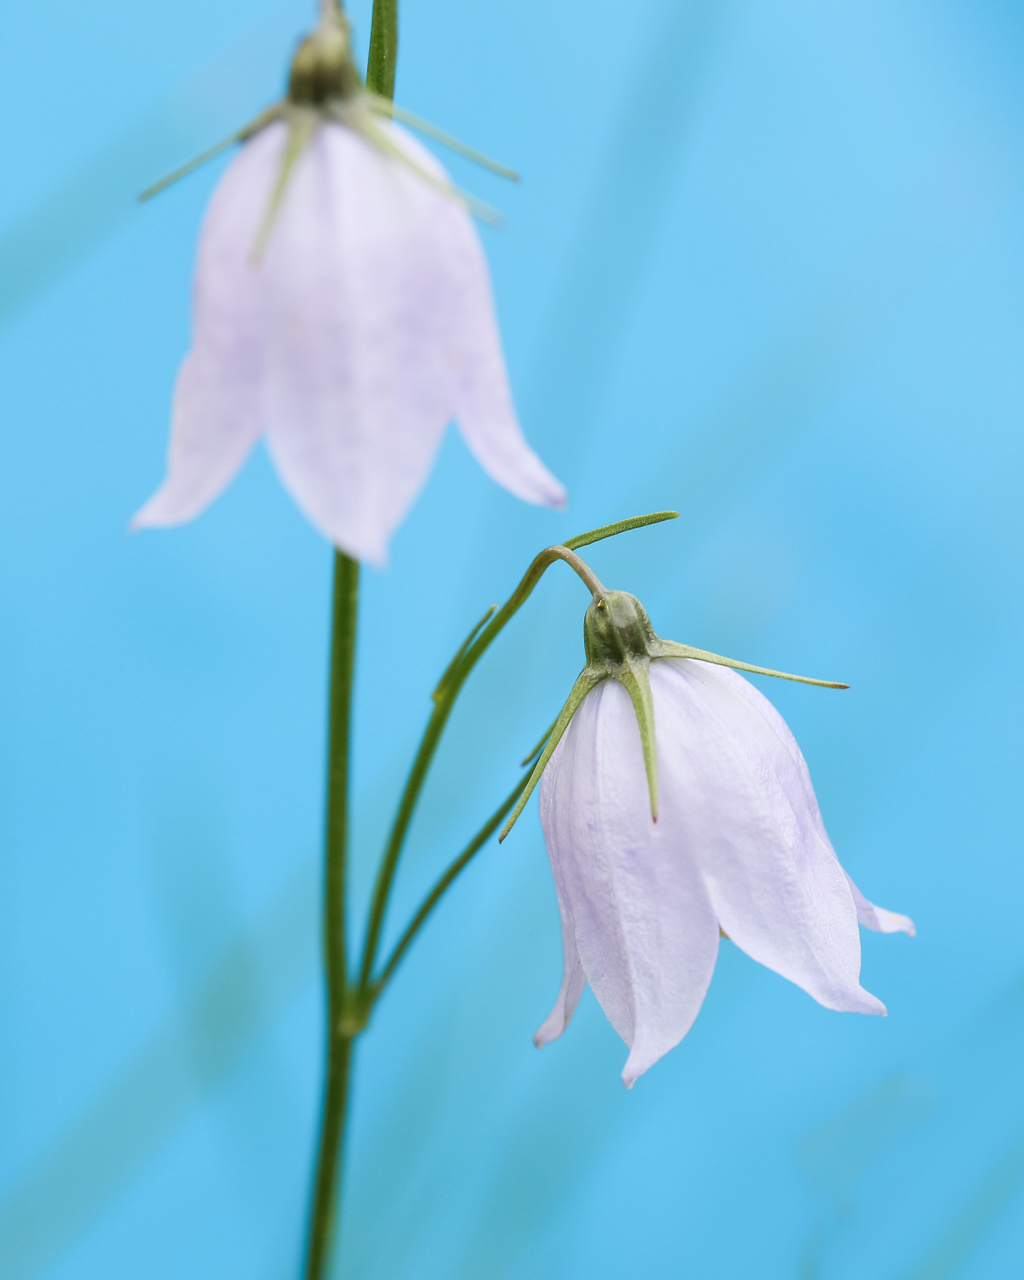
[533,890,587,1048]
[254,121,563,564]
[252,123,454,562]
[845,873,916,936]
[540,679,720,1087]
[132,125,280,529]
[367,130,566,512]
[702,664,915,940]
[440,216,566,506]
[700,662,836,848]
[655,659,886,1017]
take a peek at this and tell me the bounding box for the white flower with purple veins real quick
[133,5,564,564]
[503,588,914,1088]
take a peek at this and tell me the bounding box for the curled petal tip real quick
[531,474,567,510]
[828,988,887,1017]
[529,482,567,512]
[879,910,916,937]
[129,501,153,531]
[129,504,163,532]
[848,879,915,937]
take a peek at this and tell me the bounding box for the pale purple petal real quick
[540,679,720,1087]
[254,124,445,562]
[441,222,566,507]
[376,131,565,510]
[534,891,587,1048]
[705,662,832,846]
[846,873,916,935]
[136,117,563,557]
[706,664,915,940]
[655,659,886,1016]
[256,121,563,564]
[132,124,281,529]
[365,134,565,512]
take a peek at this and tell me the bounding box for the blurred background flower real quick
[133,59,564,564]
[1,0,1022,1277]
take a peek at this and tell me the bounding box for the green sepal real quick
[139,104,284,202]
[363,92,520,181]
[251,108,319,260]
[499,668,606,842]
[651,640,849,689]
[347,108,503,223]
[615,658,659,821]
[521,716,559,767]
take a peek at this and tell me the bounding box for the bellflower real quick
[504,589,913,1087]
[133,4,565,564]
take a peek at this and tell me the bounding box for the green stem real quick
[303,4,400,1270]
[356,574,547,992]
[303,552,359,1280]
[357,511,678,991]
[358,700,450,989]
[374,770,532,993]
[366,0,398,98]
[304,1034,354,1280]
[326,553,358,1001]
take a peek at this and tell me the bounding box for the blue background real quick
[1,0,1022,1276]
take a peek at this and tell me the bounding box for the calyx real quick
[288,11,362,107]
[500,572,848,843]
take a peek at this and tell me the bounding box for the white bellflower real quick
[133,6,565,564]
[504,589,913,1087]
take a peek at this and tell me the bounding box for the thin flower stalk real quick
[356,513,678,992]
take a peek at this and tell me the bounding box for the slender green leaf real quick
[564,509,678,552]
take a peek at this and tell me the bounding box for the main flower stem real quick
[304,552,359,1280]
[304,1033,353,1278]
[303,6,398,1274]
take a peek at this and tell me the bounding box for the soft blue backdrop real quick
[1,0,1021,1275]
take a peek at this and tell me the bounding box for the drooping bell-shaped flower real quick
[503,585,913,1087]
[132,2,565,564]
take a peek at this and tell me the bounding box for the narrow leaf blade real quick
[564,510,678,552]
